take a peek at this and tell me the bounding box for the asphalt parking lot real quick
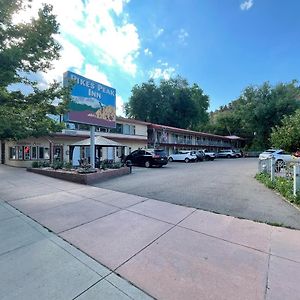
[93,158,300,229]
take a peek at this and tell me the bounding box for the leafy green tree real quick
[125,76,209,129]
[0,0,69,141]
[205,81,300,150]
[270,109,300,152]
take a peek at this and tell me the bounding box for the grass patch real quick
[255,172,300,206]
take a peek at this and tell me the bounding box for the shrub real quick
[77,167,97,174]
[51,161,64,170]
[100,160,123,170]
[42,161,50,167]
[255,172,298,205]
[64,162,72,170]
[31,161,39,168]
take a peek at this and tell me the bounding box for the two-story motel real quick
[0,117,244,168]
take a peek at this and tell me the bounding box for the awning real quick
[71,135,124,147]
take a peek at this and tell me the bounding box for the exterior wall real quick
[5,137,50,168]
[4,136,87,168]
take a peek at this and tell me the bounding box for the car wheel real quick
[226,154,231,158]
[205,156,210,161]
[184,158,190,163]
[169,157,173,162]
[144,161,151,168]
[275,160,285,172]
[210,157,215,161]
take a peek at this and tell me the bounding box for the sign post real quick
[90,126,95,168]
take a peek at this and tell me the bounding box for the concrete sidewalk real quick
[0,201,152,300]
[1,165,300,299]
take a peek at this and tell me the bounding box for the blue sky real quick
[16,0,300,114]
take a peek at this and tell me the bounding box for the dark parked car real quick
[191,150,205,162]
[125,149,168,168]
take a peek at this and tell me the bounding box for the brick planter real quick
[27,167,131,184]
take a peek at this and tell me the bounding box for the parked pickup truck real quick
[201,150,216,161]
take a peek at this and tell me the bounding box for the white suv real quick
[168,151,197,163]
[259,149,300,170]
[217,149,241,158]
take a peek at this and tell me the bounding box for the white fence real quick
[258,158,300,196]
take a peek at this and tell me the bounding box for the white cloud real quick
[116,95,125,116]
[83,64,111,86]
[144,48,153,57]
[41,36,84,85]
[13,0,140,81]
[155,28,164,38]
[240,0,254,10]
[178,28,189,45]
[149,67,176,80]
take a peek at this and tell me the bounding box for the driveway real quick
[93,158,300,229]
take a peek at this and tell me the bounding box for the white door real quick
[72,147,80,166]
[107,147,114,160]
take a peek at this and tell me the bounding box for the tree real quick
[125,76,209,129]
[204,81,300,150]
[270,109,300,152]
[0,0,69,141]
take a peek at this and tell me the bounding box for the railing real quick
[258,157,300,195]
[165,139,231,147]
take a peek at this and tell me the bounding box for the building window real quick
[123,124,130,135]
[122,124,135,135]
[24,146,30,160]
[39,147,44,159]
[31,146,37,160]
[9,145,50,161]
[9,147,16,159]
[44,148,50,159]
[17,146,23,160]
[130,125,135,135]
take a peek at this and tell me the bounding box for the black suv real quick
[125,149,168,168]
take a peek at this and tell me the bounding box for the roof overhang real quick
[71,135,124,147]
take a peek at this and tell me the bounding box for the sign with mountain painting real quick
[63,71,116,128]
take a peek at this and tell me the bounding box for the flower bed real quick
[27,166,131,184]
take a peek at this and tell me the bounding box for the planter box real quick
[27,167,131,184]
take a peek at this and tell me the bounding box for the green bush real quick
[255,173,298,205]
[51,161,64,170]
[77,167,97,174]
[64,162,72,170]
[31,161,39,168]
[100,160,123,170]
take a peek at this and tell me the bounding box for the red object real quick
[293,150,300,157]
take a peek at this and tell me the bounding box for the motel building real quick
[147,123,244,155]
[0,117,244,168]
[0,71,244,168]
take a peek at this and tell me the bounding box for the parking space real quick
[93,158,300,229]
